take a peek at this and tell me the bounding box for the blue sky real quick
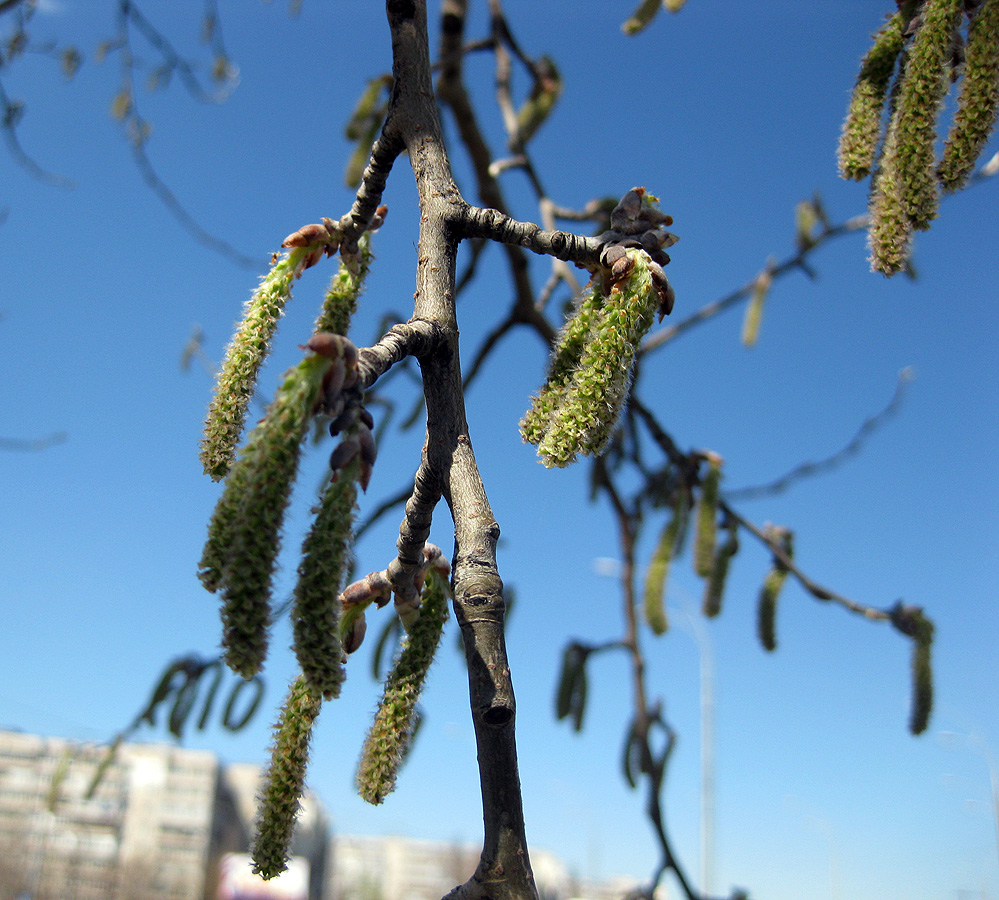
[1,3,997,899]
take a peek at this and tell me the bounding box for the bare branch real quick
[725,367,915,501]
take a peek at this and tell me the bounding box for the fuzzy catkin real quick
[889,0,965,230]
[642,491,687,635]
[520,290,604,447]
[838,10,908,180]
[291,463,358,700]
[526,252,660,468]
[702,520,739,619]
[938,0,999,191]
[356,571,449,805]
[693,458,721,578]
[252,675,322,879]
[201,354,331,678]
[908,614,935,735]
[314,234,373,336]
[201,247,306,481]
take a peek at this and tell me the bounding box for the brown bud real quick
[358,424,377,466]
[303,331,348,359]
[358,461,373,493]
[329,438,360,472]
[601,244,628,268]
[650,265,675,318]
[634,207,673,229]
[328,408,355,437]
[322,357,346,404]
[282,222,331,248]
[368,204,389,231]
[611,254,636,282]
[344,612,367,654]
[611,187,645,231]
[358,406,374,430]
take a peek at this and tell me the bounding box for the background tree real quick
[0,1,996,900]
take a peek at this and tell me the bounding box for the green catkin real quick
[291,462,358,700]
[741,271,769,347]
[345,77,390,141]
[534,253,660,468]
[201,247,307,481]
[702,519,739,618]
[868,108,917,275]
[198,455,251,594]
[756,529,793,653]
[314,234,373,336]
[345,116,383,189]
[890,0,965,230]
[643,491,687,635]
[838,10,909,180]
[251,675,322,880]
[756,568,784,652]
[909,614,935,735]
[622,0,660,35]
[520,289,605,447]
[203,354,331,678]
[938,0,999,191]
[356,570,450,805]
[693,457,722,578]
[515,57,562,145]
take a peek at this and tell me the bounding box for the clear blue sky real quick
[1,3,997,899]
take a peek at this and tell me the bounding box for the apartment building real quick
[0,729,329,900]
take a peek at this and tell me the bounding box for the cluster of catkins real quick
[838,0,999,274]
[199,222,460,879]
[520,187,678,468]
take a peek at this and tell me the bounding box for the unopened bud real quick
[328,408,355,437]
[358,424,377,466]
[282,223,332,249]
[368,204,389,232]
[322,357,346,405]
[344,612,367,654]
[303,332,349,359]
[329,438,360,472]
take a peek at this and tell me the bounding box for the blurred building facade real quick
[330,834,576,900]
[0,729,329,900]
[0,728,641,900]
